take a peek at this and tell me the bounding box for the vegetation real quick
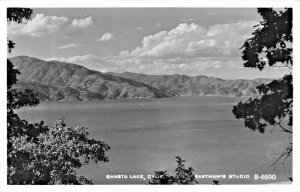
[232,8,293,170]
[149,156,198,184]
[7,8,110,184]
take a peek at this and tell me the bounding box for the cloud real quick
[8,14,69,37]
[100,21,258,75]
[46,54,111,72]
[156,22,162,27]
[63,16,94,35]
[8,14,94,37]
[48,21,259,77]
[58,43,82,49]
[103,55,242,76]
[97,32,114,42]
[119,21,257,59]
[46,53,287,79]
[71,16,93,29]
[136,27,143,31]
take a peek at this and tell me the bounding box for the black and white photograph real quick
[1,0,300,191]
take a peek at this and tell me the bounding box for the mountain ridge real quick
[9,55,176,101]
[107,71,270,97]
[9,55,270,101]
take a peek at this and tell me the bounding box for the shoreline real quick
[37,94,252,103]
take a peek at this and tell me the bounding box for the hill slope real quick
[108,72,270,97]
[9,56,270,101]
[9,56,175,101]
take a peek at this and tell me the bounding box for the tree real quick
[7,8,110,184]
[8,116,110,184]
[149,156,198,184]
[232,8,293,170]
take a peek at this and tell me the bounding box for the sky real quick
[7,8,292,79]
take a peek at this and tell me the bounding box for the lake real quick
[17,96,292,184]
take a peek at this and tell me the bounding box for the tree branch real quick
[266,143,293,173]
[276,122,292,133]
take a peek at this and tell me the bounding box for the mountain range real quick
[108,72,269,97]
[9,56,270,101]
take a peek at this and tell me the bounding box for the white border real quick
[0,0,299,192]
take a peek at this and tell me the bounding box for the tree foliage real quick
[7,9,33,86]
[8,116,110,184]
[240,8,292,70]
[232,8,293,169]
[7,8,110,184]
[7,8,32,54]
[7,8,33,23]
[233,74,292,133]
[149,156,198,185]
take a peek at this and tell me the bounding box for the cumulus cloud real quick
[48,21,258,76]
[70,16,93,29]
[103,55,242,76]
[45,54,243,77]
[46,54,111,72]
[100,21,257,75]
[8,14,69,37]
[97,32,114,42]
[58,43,82,49]
[63,16,94,35]
[119,21,257,59]
[8,14,94,37]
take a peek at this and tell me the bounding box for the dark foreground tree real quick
[7,8,110,184]
[232,8,292,170]
[8,116,110,184]
[149,156,198,184]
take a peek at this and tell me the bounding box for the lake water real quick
[17,96,292,184]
